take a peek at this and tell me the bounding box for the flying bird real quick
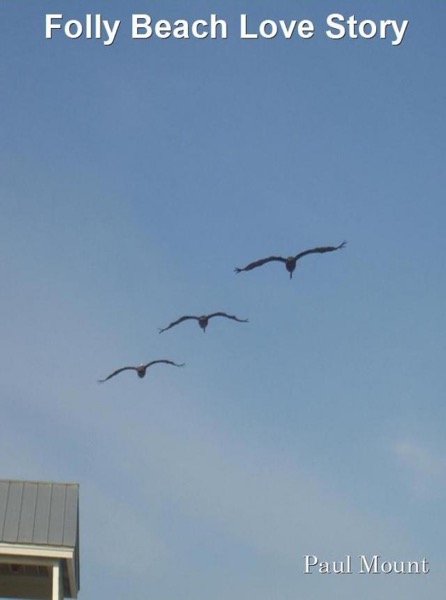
[234,241,347,279]
[98,359,185,383]
[159,312,248,334]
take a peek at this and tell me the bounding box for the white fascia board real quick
[0,543,73,560]
[0,544,77,598]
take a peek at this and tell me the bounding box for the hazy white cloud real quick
[393,439,446,496]
[66,393,414,565]
[82,481,169,577]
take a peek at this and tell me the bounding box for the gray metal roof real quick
[0,480,79,548]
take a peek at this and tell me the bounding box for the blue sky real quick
[1,1,445,598]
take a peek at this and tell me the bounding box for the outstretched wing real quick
[158,315,197,333]
[294,241,347,262]
[234,256,286,273]
[144,359,185,369]
[98,366,136,383]
[208,312,248,323]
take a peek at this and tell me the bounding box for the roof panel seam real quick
[17,483,25,544]
[46,484,53,544]
[0,482,10,539]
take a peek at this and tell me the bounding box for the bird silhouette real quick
[234,241,347,279]
[98,359,185,383]
[159,312,248,334]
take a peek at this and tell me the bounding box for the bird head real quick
[285,257,296,278]
[198,316,208,332]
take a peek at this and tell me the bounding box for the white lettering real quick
[358,19,377,40]
[241,15,314,40]
[390,20,409,46]
[326,14,409,46]
[240,14,257,39]
[326,13,346,40]
[209,15,227,39]
[299,20,315,39]
[259,20,278,39]
[155,20,171,39]
[191,19,208,39]
[359,554,379,574]
[304,555,318,574]
[65,20,83,40]
[133,14,152,39]
[46,14,63,39]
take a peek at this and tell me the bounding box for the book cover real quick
[0,1,444,598]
